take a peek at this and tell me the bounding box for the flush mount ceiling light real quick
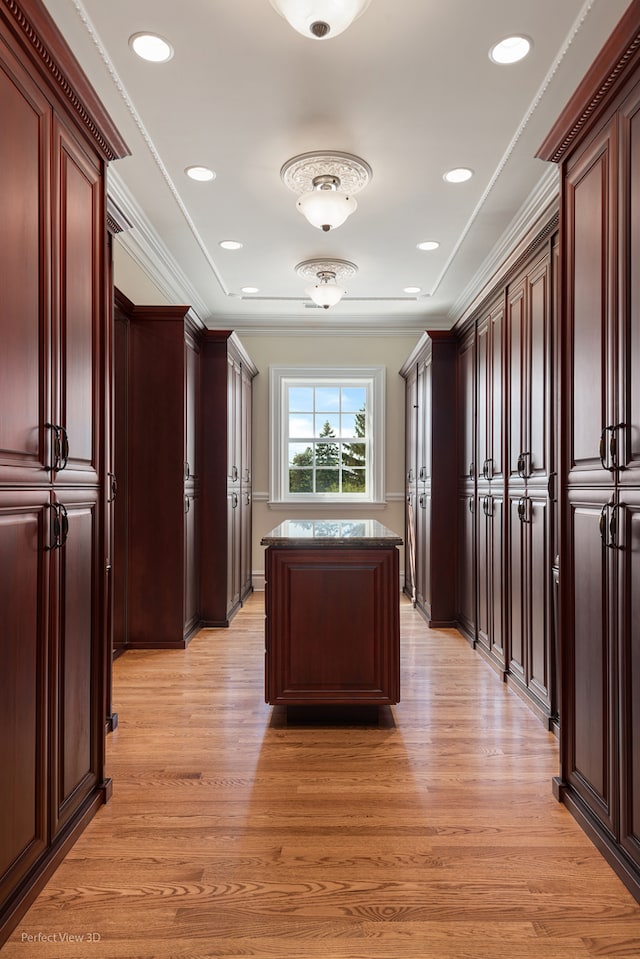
[417,240,440,251]
[269,0,372,40]
[443,167,474,183]
[129,33,174,62]
[296,257,358,309]
[282,151,372,232]
[489,35,532,64]
[185,166,216,182]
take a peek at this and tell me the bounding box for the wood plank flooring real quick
[5,593,640,958]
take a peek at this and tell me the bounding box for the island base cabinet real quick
[265,546,400,706]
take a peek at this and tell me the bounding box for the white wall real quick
[237,331,421,586]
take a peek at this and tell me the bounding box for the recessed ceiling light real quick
[241,287,259,294]
[489,35,532,65]
[404,286,421,294]
[185,166,216,182]
[417,240,440,251]
[443,167,474,183]
[129,33,173,63]
[219,240,243,250]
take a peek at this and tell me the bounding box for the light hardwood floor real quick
[5,593,640,958]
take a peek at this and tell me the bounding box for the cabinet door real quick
[565,489,617,836]
[457,331,476,483]
[415,488,430,615]
[417,358,432,485]
[240,486,252,601]
[619,489,640,867]
[528,256,552,484]
[507,279,526,484]
[528,495,552,709]
[456,491,476,640]
[478,302,504,481]
[0,491,49,904]
[50,489,102,837]
[619,82,640,484]
[405,363,418,487]
[565,120,616,486]
[226,488,241,616]
[241,364,253,487]
[52,119,104,486]
[227,355,241,484]
[477,494,504,665]
[508,493,526,683]
[184,336,199,482]
[184,492,199,636]
[0,50,52,484]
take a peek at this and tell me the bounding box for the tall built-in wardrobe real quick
[404,215,558,727]
[0,0,128,942]
[112,299,258,649]
[538,0,640,904]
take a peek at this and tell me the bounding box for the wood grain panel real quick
[266,547,399,704]
[53,118,102,485]
[620,490,640,868]
[0,492,49,904]
[566,491,616,835]
[51,490,101,837]
[620,77,640,482]
[0,49,50,483]
[566,122,615,484]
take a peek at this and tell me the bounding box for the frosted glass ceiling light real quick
[282,152,372,231]
[296,258,358,309]
[129,33,173,62]
[489,36,532,65]
[270,0,372,40]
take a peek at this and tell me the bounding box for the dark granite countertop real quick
[261,519,403,547]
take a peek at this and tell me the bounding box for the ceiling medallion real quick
[282,151,372,231]
[296,257,358,309]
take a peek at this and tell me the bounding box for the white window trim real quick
[269,365,386,507]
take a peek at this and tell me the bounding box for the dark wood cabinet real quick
[262,522,401,706]
[200,332,257,626]
[112,299,203,648]
[505,252,555,719]
[0,0,127,942]
[451,227,557,716]
[537,0,640,901]
[401,332,457,626]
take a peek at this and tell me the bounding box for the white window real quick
[269,366,385,506]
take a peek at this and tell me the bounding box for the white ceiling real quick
[42,0,632,332]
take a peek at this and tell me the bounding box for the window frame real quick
[269,365,386,507]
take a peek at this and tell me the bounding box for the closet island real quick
[261,519,402,706]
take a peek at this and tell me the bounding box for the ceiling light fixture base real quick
[282,151,372,195]
[295,258,359,283]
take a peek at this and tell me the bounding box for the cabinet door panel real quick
[184,493,199,636]
[0,492,49,903]
[457,333,475,482]
[50,490,102,836]
[476,496,490,652]
[490,493,505,664]
[0,55,51,484]
[508,281,526,482]
[508,495,526,681]
[566,491,616,835]
[477,320,489,479]
[490,304,504,481]
[53,121,103,485]
[619,85,640,483]
[619,491,640,867]
[566,123,615,485]
[185,337,199,481]
[456,492,476,639]
[529,496,551,707]
[529,257,551,482]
